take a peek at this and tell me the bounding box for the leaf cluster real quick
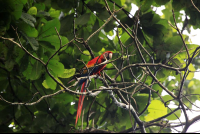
[0,0,200,133]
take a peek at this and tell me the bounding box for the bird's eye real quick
[104,53,108,60]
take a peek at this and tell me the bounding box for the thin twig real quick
[191,0,200,13]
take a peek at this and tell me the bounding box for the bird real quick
[69,51,113,126]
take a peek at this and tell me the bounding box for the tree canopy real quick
[1,0,200,133]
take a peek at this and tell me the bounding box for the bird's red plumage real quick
[74,51,112,126]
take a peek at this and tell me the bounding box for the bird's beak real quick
[109,53,112,60]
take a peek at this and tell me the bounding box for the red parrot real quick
[70,51,113,126]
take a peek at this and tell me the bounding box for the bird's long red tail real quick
[75,82,86,126]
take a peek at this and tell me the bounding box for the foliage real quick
[0,0,200,133]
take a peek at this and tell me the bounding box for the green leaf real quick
[162,95,173,105]
[120,0,126,5]
[49,8,61,18]
[27,7,37,15]
[120,32,130,44]
[134,94,149,113]
[30,61,43,80]
[5,59,15,71]
[165,36,183,53]
[104,19,116,32]
[80,50,91,62]
[38,35,68,50]
[21,12,36,27]
[188,80,194,88]
[187,44,199,56]
[113,36,118,48]
[21,32,39,51]
[11,0,27,20]
[190,79,200,97]
[154,0,170,6]
[58,68,76,78]
[22,63,32,80]
[37,11,50,17]
[69,106,76,114]
[55,77,64,90]
[166,108,181,120]
[1,0,200,132]
[56,93,74,105]
[144,100,167,122]
[75,13,91,25]
[39,41,55,52]
[185,64,195,80]
[166,79,178,91]
[83,50,90,55]
[35,101,48,112]
[88,19,99,45]
[34,3,45,11]
[0,69,9,91]
[60,14,74,35]
[98,10,110,20]
[162,2,172,20]
[19,0,27,4]
[42,79,49,89]
[38,18,60,38]
[43,74,57,90]
[152,84,163,98]
[172,0,183,12]
[48,60,65,77]
[0,27,6,36]
[140,0,153,12]
[18,22,38,37]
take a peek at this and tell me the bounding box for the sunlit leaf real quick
[144,100,167,122]
[43,74,57,90]
[188,80,194,88]
[58,68,76,78]
[49,8,61,18]
[27,7,37,15]
[186,64,195,80]
[48,60,65,77]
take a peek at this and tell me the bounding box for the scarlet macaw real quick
[70,51,113,126]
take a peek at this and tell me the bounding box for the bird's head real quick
[101,51,113,61]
